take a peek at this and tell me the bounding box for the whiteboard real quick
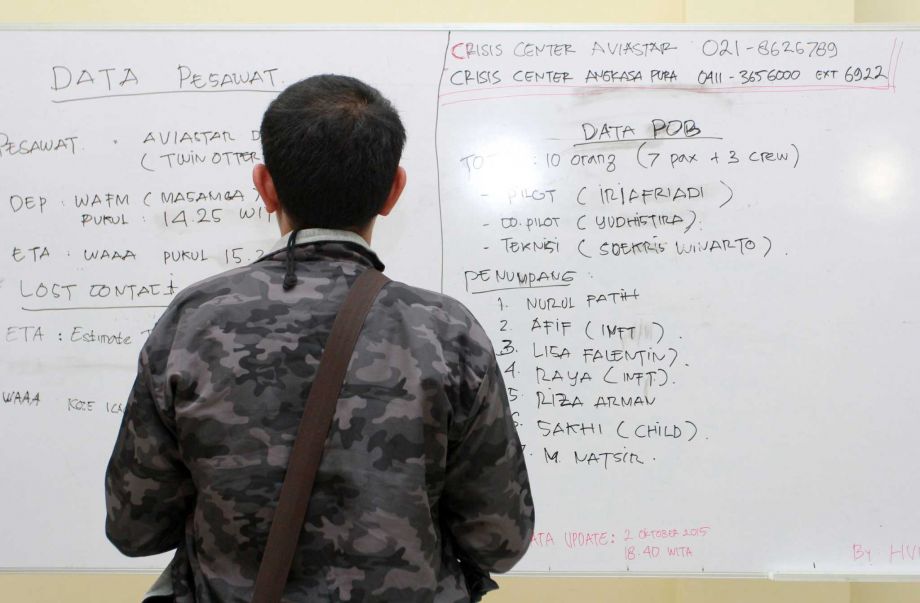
[1,27,919,578]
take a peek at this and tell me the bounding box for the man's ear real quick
[379,166,407,217]
[253,164,281,214]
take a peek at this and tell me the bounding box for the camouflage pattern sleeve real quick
[441,345,535,574]
[104,345,195,557]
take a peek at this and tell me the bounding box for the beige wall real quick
[0,0,917,601]
[856,0,920,22]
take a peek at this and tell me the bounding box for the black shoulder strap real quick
[252,269,390,603]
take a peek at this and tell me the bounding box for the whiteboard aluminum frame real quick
[0,24,919,32]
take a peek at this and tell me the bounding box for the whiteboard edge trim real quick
[1,24,920,32]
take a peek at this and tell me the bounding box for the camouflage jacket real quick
[104,231,534,602]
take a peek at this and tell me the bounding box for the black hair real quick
[259,74,406,230]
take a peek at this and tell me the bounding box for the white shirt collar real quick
[262,228,373,258]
